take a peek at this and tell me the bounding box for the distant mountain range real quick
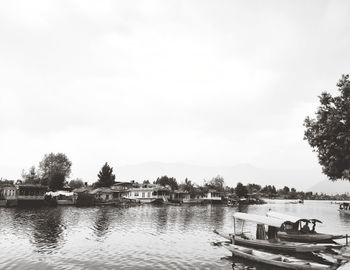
[116,162,327,191]
[308,180,350,195]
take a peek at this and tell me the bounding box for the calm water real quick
[1,200,350,270]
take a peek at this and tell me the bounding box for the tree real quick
[282,186,290,195]
[179,178,195,194]
[205,175,225,192]
[22,166,40,184]
[155,175,178,190]
[235,182,248,198]
[304,74,350,180]
[95,162,116,188]
[39,153,72,190]
[69,178,84,189]
[247,183,261,194]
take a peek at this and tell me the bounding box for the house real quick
[111,182,133,199]
[90,188,116,204]
[127,184,170,203]
[16,184,47,206]
[0,184,47,207]
[202,189,223,204]
[171,190,190,203]
[0,186,17,207]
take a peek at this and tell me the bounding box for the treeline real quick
[1,152,350,201]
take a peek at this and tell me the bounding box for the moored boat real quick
[339,203,350,215]
[267,211,345,243]
[224,244,338,270]
[214,213,337,253]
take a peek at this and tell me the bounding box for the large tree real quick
[95,162,116,187]
[155,175,178,190]
[304,74,350,180]
[39,153,72,190]
[235,182,248,198]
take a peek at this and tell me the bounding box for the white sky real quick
[0,0,349,186]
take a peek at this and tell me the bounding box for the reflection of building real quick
[127,185,170,203]
[0,184,47,207]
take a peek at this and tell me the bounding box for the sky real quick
[0,0,349,188]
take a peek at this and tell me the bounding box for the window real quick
[147,192,150,198]
[142,192,145,198]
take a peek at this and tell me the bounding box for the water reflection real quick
[31,207,64,254]
[93,207,113,238]
[1,201,348,270]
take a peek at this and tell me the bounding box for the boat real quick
[214,213,337,253]
[267,211,345,243]
[163,195,182,206]
[338,203,350,215]
[224,244,338,270]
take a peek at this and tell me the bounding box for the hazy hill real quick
[116,162,326,190]
[308,180,350,195]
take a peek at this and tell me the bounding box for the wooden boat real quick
[162,196,182,206]
[213,230,340,253]
[214,213,337,253]
[338,203,350,215]
[224,244,338,270]
[267,211,345,243]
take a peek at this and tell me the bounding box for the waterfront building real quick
[171,190,191,203]
[202,189,223,204]
[127,184,170,203]
[0,184,47,207]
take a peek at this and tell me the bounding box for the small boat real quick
[224,244,338,270]
[214,213,336,253]
[226,199,237,207]
[338,203,350,215]
[267,211,345,243]
[162,196,182,206]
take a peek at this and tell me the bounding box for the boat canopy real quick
[233,212,283,228]
[266,211,322,224]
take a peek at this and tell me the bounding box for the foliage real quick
[0,179,14,187]
[282,186,290,195]
[235,182,248,198]
[69,178,84,189]
[304,74,350,180]
[39,153,72,190]
[247,183,261,194]
[179,178,195,194]
[21,166,41,185]
[142,180,150,186]
[95,162,116,188]
[261,185,277,195]
[205,175,225,192]
[155,175,178,190]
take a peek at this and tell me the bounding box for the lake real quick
[0,200,349,270]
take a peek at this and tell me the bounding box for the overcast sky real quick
[0,0,349,186]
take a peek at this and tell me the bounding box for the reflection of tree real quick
[31,208,64,254]
[93,208,112,238]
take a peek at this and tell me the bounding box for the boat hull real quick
[224,244,333,270]
[278,232,344,243]
[213,230,328,253]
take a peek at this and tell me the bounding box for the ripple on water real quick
[1,202,348,269]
